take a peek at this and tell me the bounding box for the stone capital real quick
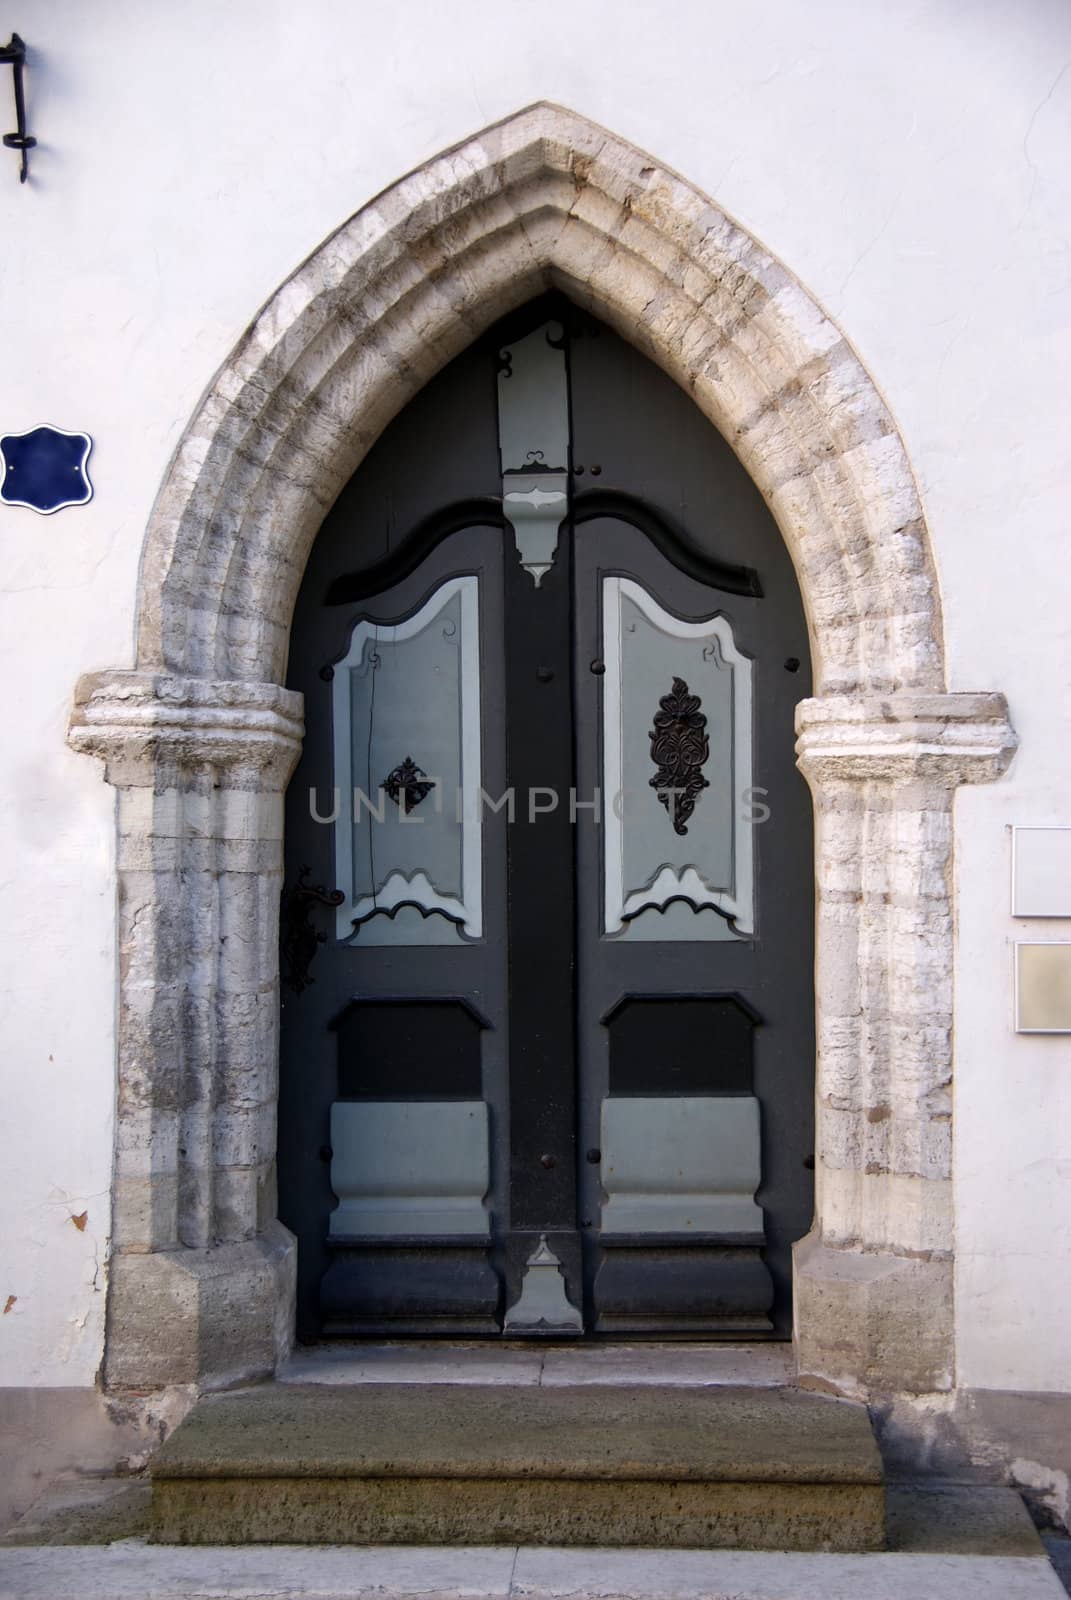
[68,670,304,790]
[795,692,1016,788]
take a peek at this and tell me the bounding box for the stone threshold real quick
[279,1341,797,1388]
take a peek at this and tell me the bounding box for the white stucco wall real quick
[0,0,1068,1392]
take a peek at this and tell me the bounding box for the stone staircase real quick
[149,1380,885,1551]
[6,1354,1067,1600]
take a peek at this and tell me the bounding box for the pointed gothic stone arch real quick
[136,104,940,694]
[69,104,1015,1397]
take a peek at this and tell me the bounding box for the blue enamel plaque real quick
[0,425,93,514]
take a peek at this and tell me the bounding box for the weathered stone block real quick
[794,1231,953,1396]
[103,1222,295,1391]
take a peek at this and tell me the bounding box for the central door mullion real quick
[503,527,580,1286]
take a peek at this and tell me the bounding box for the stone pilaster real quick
[793,693,1016,1396]
[68,671,304,1389]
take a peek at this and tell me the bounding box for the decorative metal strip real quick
[497,323,570,586]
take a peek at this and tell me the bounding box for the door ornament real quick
[331,576,482,943]
[602,577,755,938]
[497,324,570,586]
[503,1234,583,1333]
[382,757,435,814]
[349,870,467,934]
[648,676,710,835]
[280,866,345,994]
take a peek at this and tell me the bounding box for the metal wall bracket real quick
[0,35,35,184]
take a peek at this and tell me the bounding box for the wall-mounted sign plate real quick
[0,425,93,514]
[1015,941,1071,1033]
[1012,826,1071,918]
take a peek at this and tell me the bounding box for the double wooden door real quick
[279,298,814,1340]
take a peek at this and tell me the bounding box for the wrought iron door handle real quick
[280,867,344,994]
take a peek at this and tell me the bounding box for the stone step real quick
[150,1382,885,1551]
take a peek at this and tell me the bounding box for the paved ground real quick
[2,1478,1068,1598]
[0,1541,1067,1599]
[1046,1534,1071,1596]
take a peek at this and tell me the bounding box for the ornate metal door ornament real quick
[649,676,710,835]
[602,577,755,937]
[382,757,435,814]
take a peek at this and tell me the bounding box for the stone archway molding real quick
[68,104,1015,1396]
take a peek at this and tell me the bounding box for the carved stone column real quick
[68,671,304,1389]
[793,693,1016,1397]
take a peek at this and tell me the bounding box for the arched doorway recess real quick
[68,103,1015,1397]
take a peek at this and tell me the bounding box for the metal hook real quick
[0,35,35,184]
